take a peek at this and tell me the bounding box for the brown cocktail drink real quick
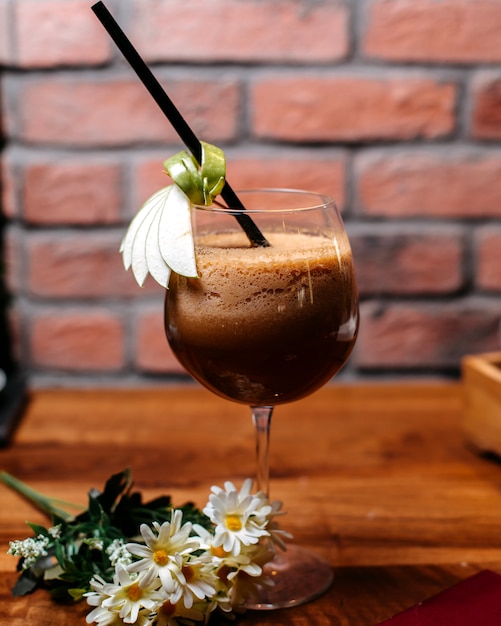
[166,230,357,406]
[102,0,358,610]
[162,190,359,610]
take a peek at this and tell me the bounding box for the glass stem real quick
[251,405,274,497]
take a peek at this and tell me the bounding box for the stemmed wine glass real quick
[164,189,359,609]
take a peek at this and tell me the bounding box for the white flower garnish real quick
[120,184,197,288]
[120,141,226,289]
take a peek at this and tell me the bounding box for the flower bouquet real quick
[2,469,290,625]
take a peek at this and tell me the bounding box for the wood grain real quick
[1,383,501,624]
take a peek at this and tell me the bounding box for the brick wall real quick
[1,0,500,387]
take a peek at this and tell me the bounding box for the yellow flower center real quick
[160,600,176,617]
[154,548,169,566]
[217,564,231,584]
[211,544,227,558]
[182,564,195,582]
[127,583,142,602]
[225,514,243,531]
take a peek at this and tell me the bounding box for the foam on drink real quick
[165,230,358,405]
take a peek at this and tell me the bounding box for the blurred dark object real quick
[0,216,27,447]
[0,368,27,446]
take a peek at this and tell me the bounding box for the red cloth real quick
[377,570,501,625]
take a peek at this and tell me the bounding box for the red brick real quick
[14,0,111,68]
[129,0,349,63]
[134,150,347,211]
[476,227,501,292]
[23,161,122,225]
[16,78,240,147]
[226,154,347,209]
[251,76,456,142]
[355,301,500,370]
[356,149,501,218]
[30,309,125,370]
[0,0,12,65]
[136,307,186,374]
[26,232,158,298]
[350,227,464,296]
[3,226,22,295]
[132,154,182,214]
[0,154,17,219]
[470,72,501,140]
[364,0,501,63]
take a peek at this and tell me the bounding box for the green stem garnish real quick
[163,141,226,206]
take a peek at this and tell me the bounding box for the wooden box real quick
[462,352,501,456]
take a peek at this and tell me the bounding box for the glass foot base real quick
[244,544,334,610]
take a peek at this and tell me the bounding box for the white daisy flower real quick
[167,552,218,609]
[85,603,125,626]
[153,596,205,626]
[85,573,109,604]
[263,499,293,551]
[95,564,161,624]
[126,510,200,593]
[86,576,115,626]
[193,524,263,580]
[227,543,275,609]
[202,479,271,556]
[87,601,153,626]
[85,607,116,625]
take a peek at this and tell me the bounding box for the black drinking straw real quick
[91,1,269,247]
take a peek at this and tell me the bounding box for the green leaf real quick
[68,587,87,602]
[93,468,131,514]
[26,522,50,537]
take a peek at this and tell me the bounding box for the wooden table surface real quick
[1,382,501,625]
